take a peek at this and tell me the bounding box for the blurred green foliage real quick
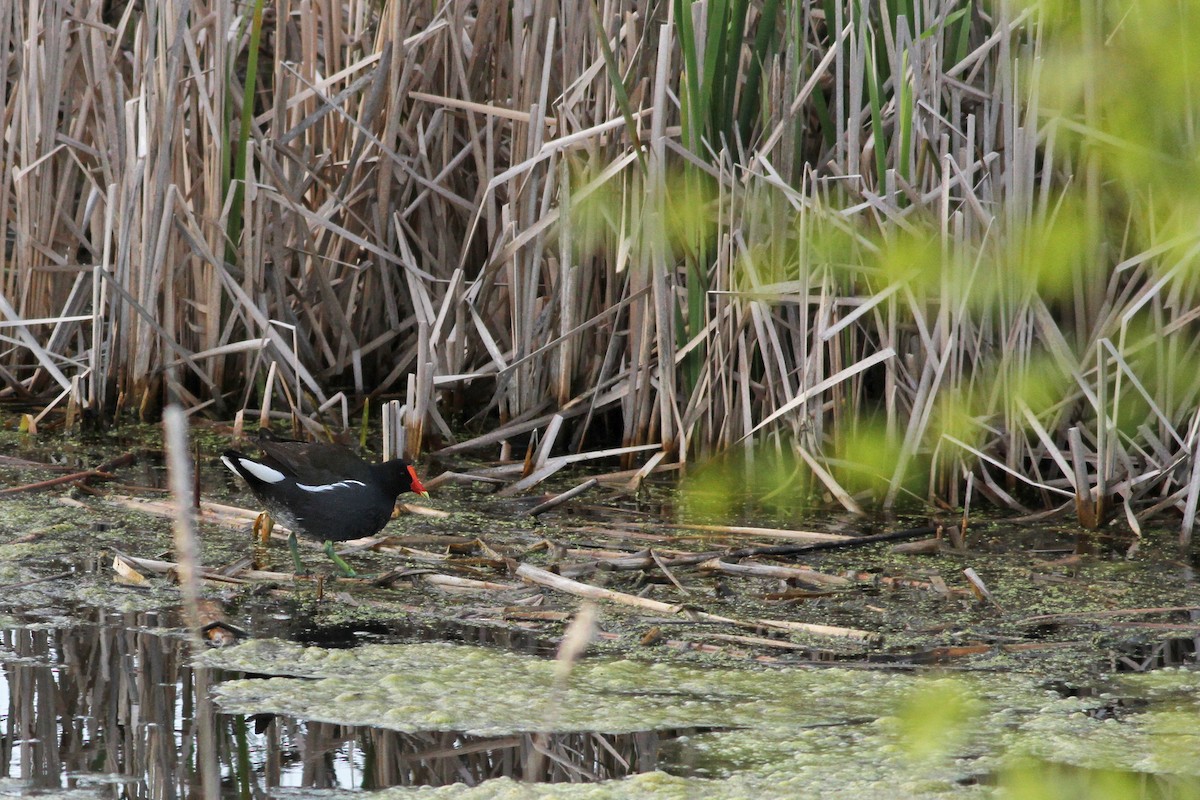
[663,172,718,263]
[894,679,979,763]
[1031,0,1200,246]
[566,156,627,262]
[836,415,906,497]
[1006,355,1073,418]
[1012,198,1098,302]
[1001,758,1192,800]
[677,447,809,522]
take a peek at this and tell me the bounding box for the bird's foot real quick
[253,512,274,545]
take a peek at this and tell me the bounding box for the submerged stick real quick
[423,471,508,490]
[0,455,78,470]
[94,452,138,474]
[0,470,115,495]
[0,571,75,592]
[1015,605,1200,625]
[0,452,135,496]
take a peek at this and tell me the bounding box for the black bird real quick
[222,431,429,576]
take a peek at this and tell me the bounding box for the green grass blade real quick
[675,0,704,151]
[951,3,973,67]
[590,0,647,175]
[226,0,266,262]
[700,0,730,139]
[721,0,751,142]
[738,0,782,143]
[864,34,888,187]
[897,48,912,185]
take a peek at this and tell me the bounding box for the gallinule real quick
[221,431,429,576]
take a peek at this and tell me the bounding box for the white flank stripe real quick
[239,459,286,484]
[296,479,366,494]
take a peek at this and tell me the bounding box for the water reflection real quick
[1110,635,1198,672]
[0,610,697,797]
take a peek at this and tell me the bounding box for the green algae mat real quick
[199,639,1200,799]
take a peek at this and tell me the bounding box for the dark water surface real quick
[1,607,711,796]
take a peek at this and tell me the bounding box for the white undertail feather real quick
[226,456,286,484]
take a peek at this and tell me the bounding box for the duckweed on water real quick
[200,639,1200,798]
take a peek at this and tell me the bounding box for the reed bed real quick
[2,0,1199,537]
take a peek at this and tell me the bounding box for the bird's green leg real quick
[288,532,309,576]
[323,540,357,578]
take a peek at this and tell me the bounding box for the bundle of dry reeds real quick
[3,1,1199,537]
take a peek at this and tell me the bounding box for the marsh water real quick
[1,429,1199,798]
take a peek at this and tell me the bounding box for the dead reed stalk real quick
[2,1,1198,537]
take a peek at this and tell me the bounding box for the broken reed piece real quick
[696,558,851,587]
[891,538,944,555]
[962,567,1003,611]
[111,552,248,584]
[396,502,451,518]
[640,626,665,646]
[422,471,508,490]
[514,562,876,642]
[527,478,600,516]
[421,574,521,592]
[649,549,690,595]
[703,632,815,651]
[112,554,148,585]
[669,522,855,542]
[956,472,973,549]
